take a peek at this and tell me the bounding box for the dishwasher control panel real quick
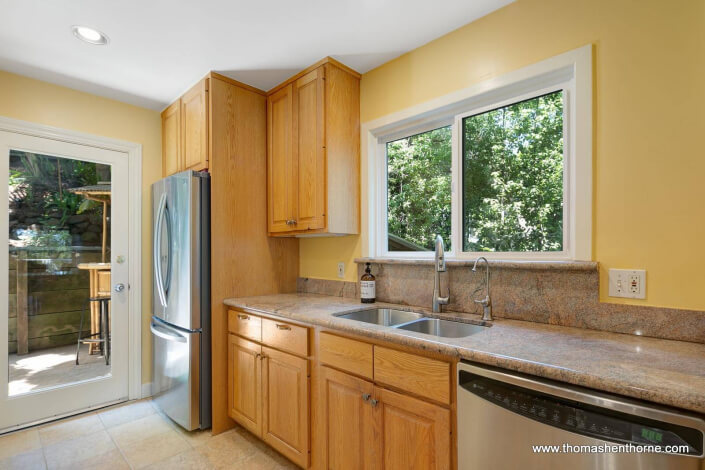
[459,371,703,456]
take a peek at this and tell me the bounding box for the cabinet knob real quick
[370,399,379,407]
[286,219,297,226]
[362,393,371,402]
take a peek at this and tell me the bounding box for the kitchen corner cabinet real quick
[267,58,360,236]
[227,310,310,468]
[161,77,209,177]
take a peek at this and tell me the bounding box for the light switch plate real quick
[608,269,646,299]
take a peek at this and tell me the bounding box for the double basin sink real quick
[336,308,489,338]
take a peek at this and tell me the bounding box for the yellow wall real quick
[0,70,161,383]
[300,0,705,310]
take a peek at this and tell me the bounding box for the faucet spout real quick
[432,235,449,312]
[472,257,492,321]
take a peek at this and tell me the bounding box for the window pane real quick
[387,126,452,252]
[462,91,564,252]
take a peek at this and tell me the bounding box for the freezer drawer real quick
[151,317,200,431]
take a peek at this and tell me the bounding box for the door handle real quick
[114,283,125,292]
[150,321,186,343]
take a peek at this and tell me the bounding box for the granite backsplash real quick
[297,259,705,344]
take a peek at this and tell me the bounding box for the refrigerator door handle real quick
[154,192,169,307]
[150,320,187,343]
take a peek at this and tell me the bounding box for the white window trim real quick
[362,44,592,261]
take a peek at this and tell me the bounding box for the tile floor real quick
[0,399,298,469]
[9,344,110,396]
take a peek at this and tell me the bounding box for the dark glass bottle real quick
[360,263,376,303]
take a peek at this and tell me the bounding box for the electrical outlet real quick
[608,269,646,299]
[337,262,345,279]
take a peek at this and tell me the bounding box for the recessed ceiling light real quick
[72,25,109,45]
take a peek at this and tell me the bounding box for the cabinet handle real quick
[362,393,371,402]
[254,353,261,359]
[370,399,379,407]
[259,354,266,360]
[237,314,249,320]
[275,323,291,331]
[286,219,297,226]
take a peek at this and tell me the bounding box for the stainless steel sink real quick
[336,308,424,326]
[396,318,488,338]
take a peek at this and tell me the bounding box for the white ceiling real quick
[0,0,513,111]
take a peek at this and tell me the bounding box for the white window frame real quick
[363,45,592,261]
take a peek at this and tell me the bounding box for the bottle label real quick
[361,281,376,299]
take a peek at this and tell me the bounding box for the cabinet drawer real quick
[262,318,308,357]
[319,332,373,380]
[373,346,450,405]
[228,310,262,342]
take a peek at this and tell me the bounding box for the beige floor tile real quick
[144,449,214,470]
[43,430,116,470]
[0,428,41,460]
[118,429,190,469]
[174,426,215,448]
[0,448,46,470]
[38,413,103,447]
[57,449,129,470]
[197,430,258,468]
[107,413,173,449]
[235,450,282,470]
[98,400,155,429]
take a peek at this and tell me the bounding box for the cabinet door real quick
[293,67,325,231]
[228,335,262,436]
[181,78,209,172]
[267,84,297,233]
[374,386,451,470]
[318,366,375,470]
[262,346,309,468]
[161,100,181,177]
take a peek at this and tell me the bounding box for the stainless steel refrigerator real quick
[151,170,211,430]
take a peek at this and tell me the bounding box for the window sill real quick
[354,257,597,272]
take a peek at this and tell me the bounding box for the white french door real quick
[0,130,130,432]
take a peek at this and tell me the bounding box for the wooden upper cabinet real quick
[181,78,209,172]
[294,68,325,231]
[266,58,360,236]
[267,84,296,233]
[161,77,209,177]
[161,100,181,177]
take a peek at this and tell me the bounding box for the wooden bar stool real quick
[75,296,111,366]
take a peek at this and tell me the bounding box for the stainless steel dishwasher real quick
[458,362,705,470]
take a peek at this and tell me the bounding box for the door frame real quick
[0,115,143,402]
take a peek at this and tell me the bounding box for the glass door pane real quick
[8,150,112,396]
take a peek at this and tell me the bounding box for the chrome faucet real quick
[432,235,449,313]
[472,257,492,321]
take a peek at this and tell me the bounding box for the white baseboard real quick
[141,382,153,399]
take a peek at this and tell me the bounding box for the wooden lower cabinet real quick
[374,387,451,470]
[262,346,310,468]
[316,366,451,470]
[227,335,262,436]
[318,367,376,470]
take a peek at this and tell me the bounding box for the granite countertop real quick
[223,293,705,415]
